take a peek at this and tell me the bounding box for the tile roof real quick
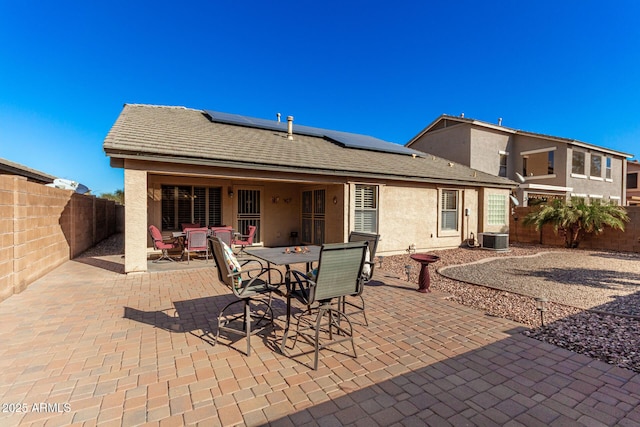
[103,104,515,188]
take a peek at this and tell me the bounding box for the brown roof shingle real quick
[103,104,516,188]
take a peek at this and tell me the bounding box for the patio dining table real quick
[244,245,321,352]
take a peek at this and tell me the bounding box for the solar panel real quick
[204,110,424,157]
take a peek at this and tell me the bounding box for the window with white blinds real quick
[354,184,378,233]
[440,190,458,231]
[161,185,222,230]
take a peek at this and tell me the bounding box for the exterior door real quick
[301,189,325,245]
[236,188,262,242]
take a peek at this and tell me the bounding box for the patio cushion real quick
[221,241,242,287]
[362,248,371,280]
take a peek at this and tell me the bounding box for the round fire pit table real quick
[409,253,440,293]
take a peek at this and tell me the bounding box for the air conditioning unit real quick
[478,233,509,251]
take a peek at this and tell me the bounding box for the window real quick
[520,148,554,177]
[354,184,378,233]
[628,173,639,189]
[590,154,602,177]
[499,154,508,177]
[161,185,222,230]
[440,190,458,231]
[605,157,612,179]
[487,194,507,225]
[572,151,585,175]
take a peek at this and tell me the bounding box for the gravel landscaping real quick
[377,244,640,373]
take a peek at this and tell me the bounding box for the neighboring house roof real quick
[103,104,515,189]
[407,114,634,159]
[0,157,56,184]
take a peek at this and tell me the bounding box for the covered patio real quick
[2,244,639,426]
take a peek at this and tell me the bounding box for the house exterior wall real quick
[469,128,512,175]
[124,165,148,273]
[412,120,629,206]
[565,146,626,203]
[628,160,640,205]
[125,158,511,270]
[409,123,472,167]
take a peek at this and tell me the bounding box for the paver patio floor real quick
[1,257,640,426]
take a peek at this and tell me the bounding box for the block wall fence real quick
[510,205,640,252]
[0,175,123,303]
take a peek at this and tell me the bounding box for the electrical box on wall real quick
[464,208,470,216]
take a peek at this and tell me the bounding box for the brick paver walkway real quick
[1,258,640,426]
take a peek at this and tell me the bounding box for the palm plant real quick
[522,197,629,248]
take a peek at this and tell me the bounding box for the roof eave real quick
[104,149,516,189]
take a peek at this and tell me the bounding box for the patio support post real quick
[124,167,148,273]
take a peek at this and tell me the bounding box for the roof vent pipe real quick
[277,113,281,122]
[287,116,294,140]
[498,117,503,126]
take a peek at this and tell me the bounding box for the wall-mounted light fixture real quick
[271,195,280,204]
[228,188,234,198]
[333,196,338,205]
[283,198,292,204]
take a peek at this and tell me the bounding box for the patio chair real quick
[148,225,182,263]
[211,226,234,246]
[208,236,283,356]
[183,227,210,264]
[231,225,257,255]
[342,231,380,326]
[181,222,200,231]
[284,241,368,370]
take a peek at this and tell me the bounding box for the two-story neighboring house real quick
[628,159,640,206]
[406,115,634,206]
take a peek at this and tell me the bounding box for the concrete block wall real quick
[0,175,122,303]
[510,205,640,252]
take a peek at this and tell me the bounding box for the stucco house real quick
[103,104,515,273]
[628,159,640,206]
[406,115,633,206]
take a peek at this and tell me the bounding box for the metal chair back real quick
[310,241,368,303]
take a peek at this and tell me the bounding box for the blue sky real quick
[1,1,639,195]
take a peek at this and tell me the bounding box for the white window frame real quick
[354,184,378,233]
[605,157,612,181]
[438,189,460,236]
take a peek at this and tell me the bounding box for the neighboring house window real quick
[590,154,602,177]
[161,185,222,230]
[605,157,612,179]
[572,151,586,175]
[354,184,378,233]
[440,190,458,231]
[487,194,507,225]
[499,154,508,177]
[628,173,639,189]
[519,147,555,177]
